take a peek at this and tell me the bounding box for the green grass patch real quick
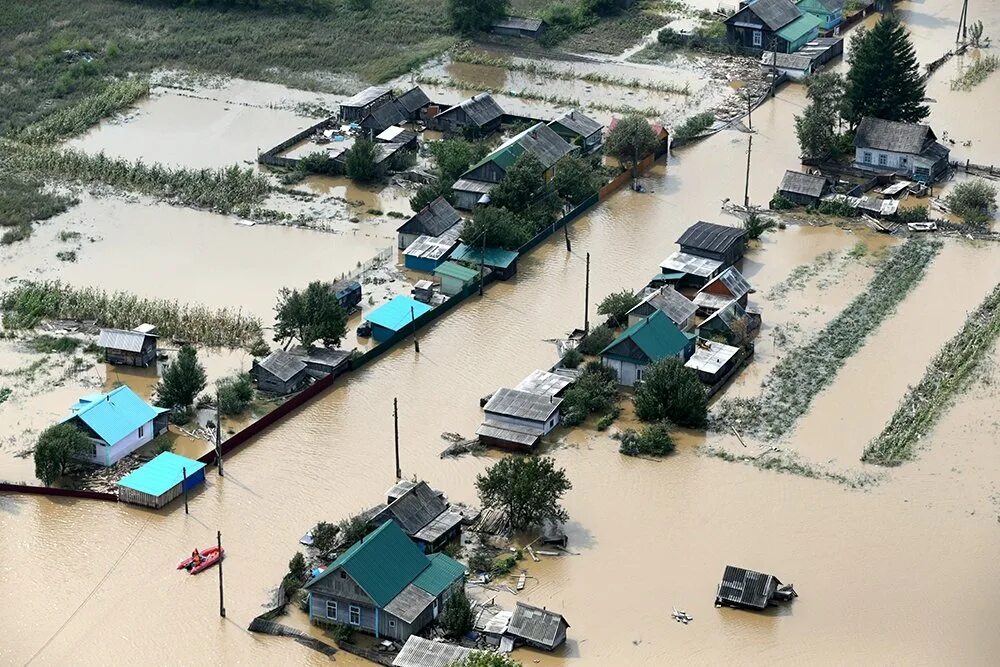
[27,334,80,354]
[0,172,77,245]
[562,9,667,55]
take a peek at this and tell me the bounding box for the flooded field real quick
[4,1,1000,665]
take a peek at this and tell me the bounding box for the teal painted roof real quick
[434,261,479,282]
[117,452,205,496]
[61,385,167,446]
[306,521,430,607]
[365,295,432,332]
[451,244,519,269]
[601,310,690,362]
[777,12,822,42]
[413,552,465,597]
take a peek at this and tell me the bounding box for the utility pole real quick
[583,252,591,334]
[215,393,224,477]
[393,398,401,480]
[410,306,420,354]
[563,219,571,252]
[746,90,752,131]
[217,530,226,618]
[478,231,486,297]
[956,0,969,43]
[770,38,778,98]
[182,467,189,515]
[744,135,753,208]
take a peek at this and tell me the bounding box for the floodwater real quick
[4,2,1000,665]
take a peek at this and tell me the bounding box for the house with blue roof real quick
[600,310,695,386]
[305,520,465,642]
[61,385,169,466]
[365,295,433,342]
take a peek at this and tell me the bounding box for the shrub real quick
[332,623,354,645]
[816,199,858,217]
[561,348,583,369]
[672,113,715,141]
[27,335,79,353]
[217,373,254,415]
[559,361,619,427]
[338,513,373,546]
[597,290,640,327]
[634,358,707,427]
[945,179,997,227]
[616,422,675,457]
[467,547,494,573]
[577,324,615,356]
[742,209,777,240]
[311,521,339,554]
[440,588,474,638]
[769,192,796,210]
[155,345,206,412]
[345,138,378,181]
[891,205,929,223]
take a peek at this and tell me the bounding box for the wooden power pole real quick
[583,252,591,334]
[744,135,753,208]
[217,530,226,618]
[956,0,969,43]
[215,394,224,477]
[410,306,420,354]
[393,398,401,480]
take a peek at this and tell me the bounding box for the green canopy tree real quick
[476,456,572,531]
[449,0,509,34]
[440,588,475,638]
[34,423,93,485]
[155,345,207,411]
[273,281,348,349]
[551,155,603,205]
[489,152,546,212]
[459,206,533,250]
[795,72,846,159]
[945,179,998,227]
[429,138,490,184]
[634,358,707,427]
[605,115,658,176]
[345,137,378,181]
[597,289,640,327]
[844,16,928,127]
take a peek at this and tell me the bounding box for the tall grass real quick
[951,55,1000,91]
[862,282,1000,466]
[17,79,150,144]
[0,173,77,245]
[1,281,262,348]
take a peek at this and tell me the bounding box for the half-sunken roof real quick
[398,197,462,238]
[484,387,561,422]
[676,221,746,254]
[550,109,603,138]
[493,16,545,31]
[507,602,569,647]
[716,565,782,610]
[779,170,828,197]
[855,117,936,155]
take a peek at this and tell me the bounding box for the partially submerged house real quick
[778,169,831,206]
[370,481,464,553]
[402,225,462,272]
[288,346,352,379]
[724,0,821,53]
[478,387,562,450]
[395,86,431,121]
[117,451,206,509]
[432,93,504,136]
[853,116,950,183]
[685,339,742,385]
[693,266,753,314]
[627,286,698,331]
[61,385,169,467]
[677,221,747,268]
[333,278,363,311]
[98,324,158,367]
[715,565,797,610]
[365,295,433,342]
[305,520,465,642]
[548,109,604,154]
[251,350,310,394]
[392,636,478,667]
[451,244,519,280]
[796,0,844,31]
[492,16,547,39]
[600,310,695,387]
[360,99,408,136]
[340,86,394,123]
[397,197,462,250]
[505,602,570,652]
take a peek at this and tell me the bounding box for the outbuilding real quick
[685,339,742,385]
[549,109,604,153]
[626,286,698,331]
[693,266,753,314]
[403,226,461,272]
[360,99,408,136]
[117,451,206,509]
[339,86,394,123]
[365,295,433,342]
[478,387,562,450]
[61,386,169,467]
[778,170,831,206]
[504,602,570,651]
[715,565,797,610]
[491,16,547,39]
[600,310,695,387]
[658,251,724,289]
[250,350,310,394]
[432,93,504,136]
[395,86,431,121]
[676,221,747,267]
[451,244,519,280]
[392,636,478,667]
[98,324,158,367]
[433,260,479,296]
[397,197,462,250]
[333,278,363,311]
[370,480,463,553]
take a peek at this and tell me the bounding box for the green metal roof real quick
[413,552,465,597]
[433,260,479,282]
[601,310,690,362]
[777,12,822,43]
[305,520,429,607]
[451,243,519,269]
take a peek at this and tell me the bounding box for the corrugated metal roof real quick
[470,123,574,173]
[676,221,746,255]
[341,85,392,109]
[716,565,781,610]
[98,328,149,352]
[695,267,753,303]
[62,385,167,446]
[493,16,545,31]
[392,636,476,667]
[258,350,308,382]
[549,109,603,139]
[398,197,462,238]
[476,422,540,447]
[396,86,431,114]
[779,170,827,197]
[451,243,518,269]
[685,340,740,375]
[413,509,464,544]
[776,12,822,42]
[451,178,496,195]
[660,251,723,278]
[371,481,448,535]
[436,93,504,127]
[384,584,435,624]
[628,287,697,328]
[483,387,561,422]
[515,369,574,397]
[601,310,690,363]
[433,260,479,282]
[412,552,465,597]
[476,608,512,635]
[117,452,205,497]
[507,602,568,648]
[855,117,936,155]
[365,296,432,332]
[404,225,462,261]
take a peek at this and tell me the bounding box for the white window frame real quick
[138,424,144,438]
[752,30,762,47]
[326,600,338,620]
[349,605,361,626]
[636,368,644,382]
[863,151,872,164]
[878,153,888,166]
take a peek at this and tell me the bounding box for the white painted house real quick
[61,385,170,466]
[853,117,950,183]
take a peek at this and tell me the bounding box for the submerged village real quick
[3,0,1000,665]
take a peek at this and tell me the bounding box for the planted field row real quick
[701,446,879,488]
[862,281,1000,466]
[715,238,943,440]
[17,79,150,145]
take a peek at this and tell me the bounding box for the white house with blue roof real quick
[61,385,170,466]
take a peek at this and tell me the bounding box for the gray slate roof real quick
[484,387,561,423]
[397,197,461,237]
[438,93,504,127]
[396,86,431,114]
[676,221,747,254]
[779,170,828,197]
[476,421,541,447]
[371,481,448,535]
[98,328,150,352]
[413,509,464,544]
[257,350,308,382]
[341,85,392,109]
[854,117,936,155]
[493,16,545,31]
[518,123,576,170]
[550,110,603,138]
[288,346,352,370]
[507,602,568,648]
[716,565,781,610]
[384,584,436,625]
[364,99,407,132]
[742,0,802,31]
[392,636,476,667]
[629,286,698,327]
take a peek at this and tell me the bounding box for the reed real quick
[17,79,150,144]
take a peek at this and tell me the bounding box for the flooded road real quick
[4,2,1000,665]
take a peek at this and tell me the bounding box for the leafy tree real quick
[459,206,533,250]
[945,179,998,227]
[616,422,675,457]
[449,0,509,34]
[577,324,615,355]
[429,138,489,184]
[345,137,378,181]
[794,72,846,159]
[476,456,572,531]
[440,588,475,638]
[338,513,374,546]
[34,423,92,485]
[672,112,715,141]
[217,373,254,415]
[742,208,777,240]
[561,348,583,369]
[597,289,639,327]
[448,653,522,667]
[282,551,309,596]
[605,114,658,175]
[581,0,618,17]
[844,16,928,127]
[156,345,207,411]
[634,358,707,427]
[311,521,340,553]
[559,361,619,426]
[552,155,602,205]
[273,281,348,349]
[410,181,449,212]
[490,153,546,212]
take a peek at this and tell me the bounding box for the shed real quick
[548,109,603,153]
[492,16,547,39]
[505,602,569,651]
[117,452,206,509]
[778,170,830,206]
[451,178,496,211]
[62,386,169,467]
[627,286,698,331]
[433,260,479,296]
[432,93,504,136]
[693,266,753,313]
[403,226,461,272]
[392,636,477,667]
[451,244,519,280]
[251,350,310,394]
[340,85,394,122]
[370,481,462,552]
[98,325,158,367]
[288,346,353,380]
[376,125,418,148]
[365,296,432,342]
[396,86,431,120]
[659,251,724,288]
[479,387,562,450]
[715,565,797,610]
[685,339,741,384]
[360,99,408,136]
[676,221,747,267]
[600,310,695,387]
[397,197,462,250]
[333,278,363,311]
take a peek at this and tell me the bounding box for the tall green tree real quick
[428,138,490,184]
[597,289,640,327]
[844,16,928,127]
[489,153,546,212]
[34,423,93,485]
[273,281,348,349]
[552,154,603,205]
[794,72,846,159]
[345,137,378,181]
[605,115,658,176]
[459,206,533,250]
[440,588,475,638]
[449,0,509,34]
[476,456,572,531]
[156,345,207,411]
[634,358,707,427]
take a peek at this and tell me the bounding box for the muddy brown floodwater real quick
[3,2,1000,665]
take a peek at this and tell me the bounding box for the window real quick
[636,368,644,382]
[899,156,909,168]
[138,424,144,438]
[326,601,337,620]
[388,620,396,628]
[340,571,346,578]
[752,30,762,47]
[878,153,888,166]
[349,605,361,625]
[863,152,872,164]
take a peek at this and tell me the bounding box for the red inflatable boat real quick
[177,546,224,575]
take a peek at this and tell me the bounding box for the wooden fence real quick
[0,481,118,502]
[257,118,333,169]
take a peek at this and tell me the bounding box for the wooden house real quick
[333,279,363,311]
[305,521,465,642]
[724,0,821,53]
[433,261,479,296]
[685,339,742,385]
[395,86,431,121]
[715,565,797,610]
[699,299,760,347]
[505,602,570,651]
[778,170,831,206]
[548,109,604,154]
[250,350,310,394]
[451,244,519,280]
[853,117,950,183]
[796,0,844,32]
[600,310,695,387]
[98,324,158,367]
[61,386,169,467]
[398,198,462,250]
[478,387,562,450]
[460,123,575,191]
[360,99,408,137]
[677,220,747,267]
[491,16,547,39]
[340,86,394,123]
[288,346,352,380]
[693,266,753,314]
[117,451,206,509]
[370,481,463,553]
[432,93,504,136]
[365,295,432,342]
[627,286,698,331]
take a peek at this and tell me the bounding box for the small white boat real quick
[907,222,938,232]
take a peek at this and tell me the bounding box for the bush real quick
[891,205,929,223]
[945,179,997,227]
[345,138,378,181]
[561,348,583,369]
[440,588,474,638]
[769,192,797,210]
[816,199,858,217]
[27,335,79,353]
[597,290,640,327]
[283,552,308,596]
[311,521,340,554]
[217,373,254,415]
[559,361,619,427]
[338,513,373,546]
[634,358,707,428]
[467,547,495,573]
[577,324,615,356]
[332,623,354,645]
[616,422,675,457]
[596,407,619,431]
[742,209,777,239]
[298,151,338,175]
[672,113,715,141]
